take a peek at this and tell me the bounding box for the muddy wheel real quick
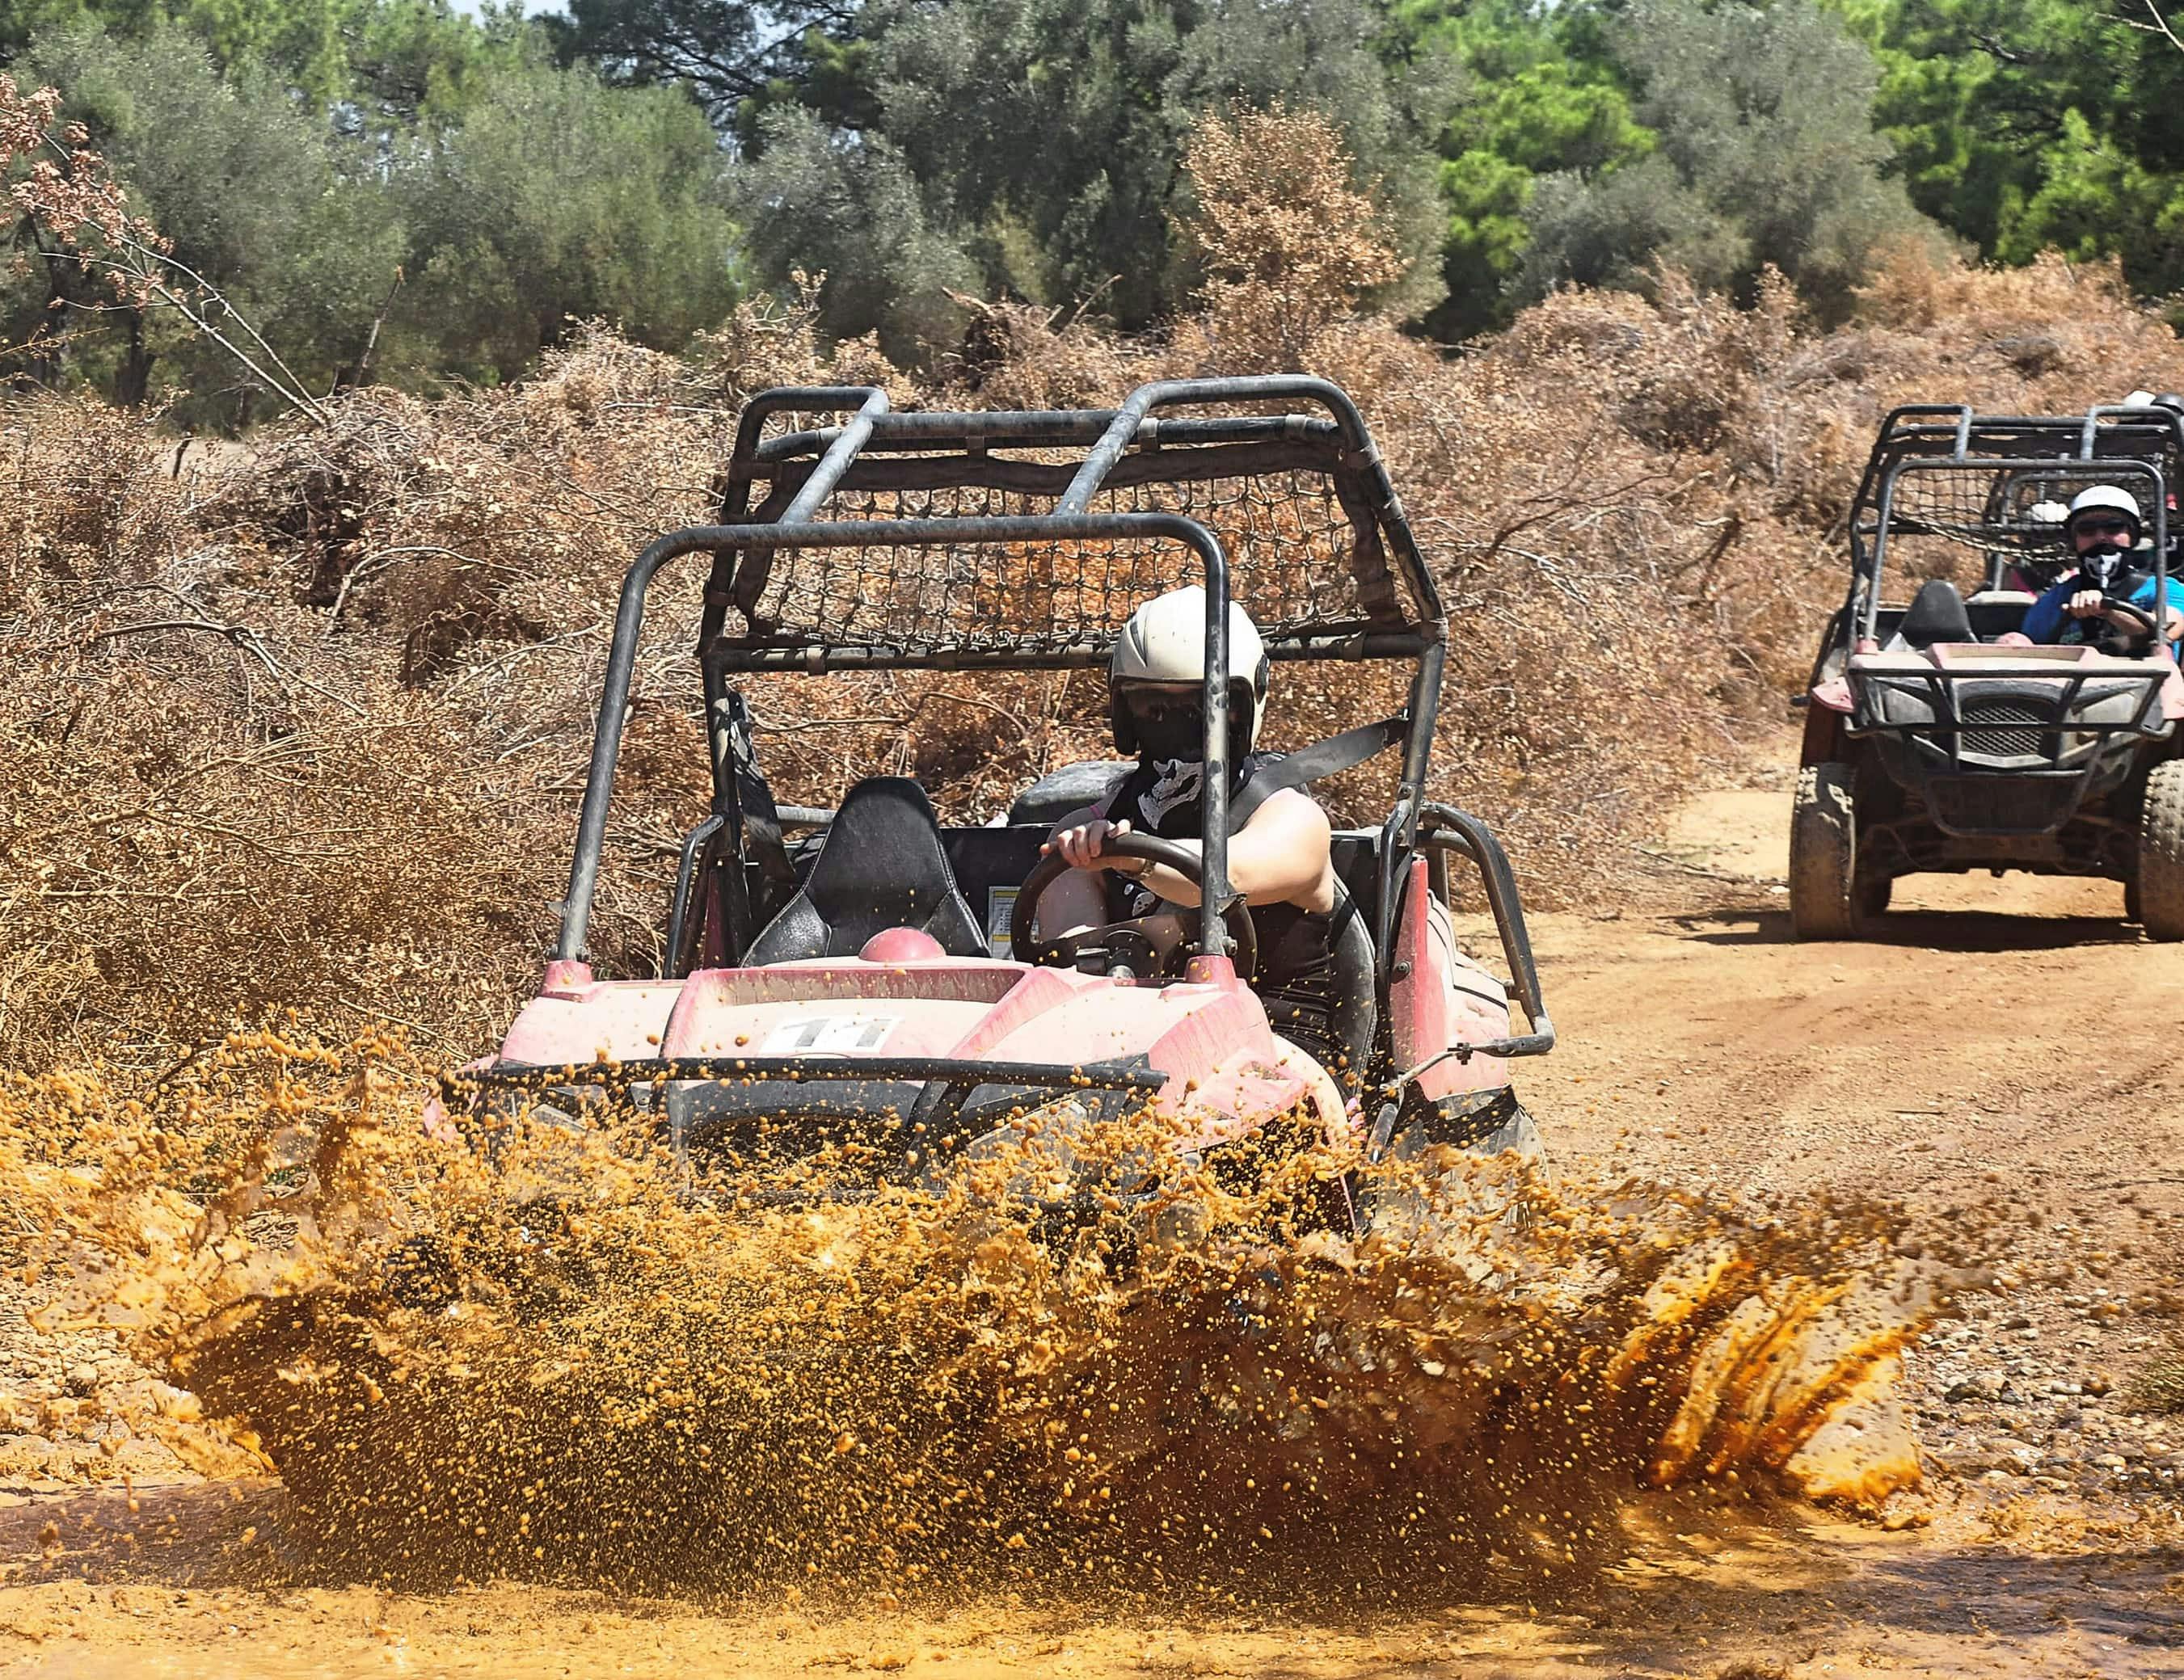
[2136,760,2184,941]
[1790,762,1866,941]
[1355,1098,1545,1266]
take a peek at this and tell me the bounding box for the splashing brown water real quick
[4,1028,1941,1602]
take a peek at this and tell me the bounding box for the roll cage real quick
[1837,402,2182,650]
[550,376,1548,1059]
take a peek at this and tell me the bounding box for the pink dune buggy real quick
[456,377,1554,1233]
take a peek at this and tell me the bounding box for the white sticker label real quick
[986,886,1020,958]
[759,1015,900,1055]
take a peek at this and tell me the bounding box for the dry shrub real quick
[1182,103,1405,371]
[945,295,1139,411]
[0,312,920,1067]
[11,182,2184,1066]
[0,395,184,616]
[0,660,551,1066]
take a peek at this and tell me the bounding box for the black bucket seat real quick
[745,777,987,963]
[1899,579,1976,650]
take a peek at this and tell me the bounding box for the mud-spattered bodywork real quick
[463,378,1554,1216]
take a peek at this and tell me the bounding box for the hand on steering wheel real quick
[2093,596,2161,655]
[1012,828,1259,979]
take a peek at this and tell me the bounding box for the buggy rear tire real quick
[2137,760,2184,941]
[1790,762,1868,941]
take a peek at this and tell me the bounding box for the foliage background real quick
[10,0,2184,405]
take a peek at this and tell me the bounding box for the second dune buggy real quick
[1793,403,2184,940]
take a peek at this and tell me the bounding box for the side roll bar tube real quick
[1413,802,1555,1059]
[554,513,1238,962]
[558,533,687,962]
[778,389,889,523]
[662,814,725,978]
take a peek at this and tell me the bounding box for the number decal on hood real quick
[759,1015,901,1054]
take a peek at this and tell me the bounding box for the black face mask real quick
[2078,542,2131,594]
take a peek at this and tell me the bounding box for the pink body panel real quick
[495,869,1528,1147]
[499,973,681,1067]
[496,953,1340,1147]
[1386,858,1517,1104]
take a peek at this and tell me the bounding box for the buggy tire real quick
[2137,760,2184,941]
[1790,762,1866,941]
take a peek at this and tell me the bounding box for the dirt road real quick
[2,769,2179,1676]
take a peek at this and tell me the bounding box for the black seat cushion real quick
[745,777,988,963]
[1900,579,1975,650]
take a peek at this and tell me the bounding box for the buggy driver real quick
[2022,486,2184,653]
[1037,586,1339,987]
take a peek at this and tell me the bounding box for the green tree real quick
[546,0,862,124]
[1838,0,2184,295]
[1382,0,1655,337]
[734,104,972,360]
[2,0,542,122]
[6,15,741,410]
[394,52,742,381]
[1517,0,1939,317]
[744,0,1446,338]
[8,22,404,414]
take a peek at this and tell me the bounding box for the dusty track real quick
[1,768,2179,1675]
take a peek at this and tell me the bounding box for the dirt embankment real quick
[0,760,2179,1675]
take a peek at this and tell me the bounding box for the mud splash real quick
[5,1029,1943,1601]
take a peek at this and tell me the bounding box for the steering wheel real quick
[1012,830,1259,980]
[2090,597,2161,655]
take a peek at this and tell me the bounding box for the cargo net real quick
[1864,461,2169,592]
[729,467,1411,655]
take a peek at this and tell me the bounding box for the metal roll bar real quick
[554,512,1242,966]
[1408,803,1555,1061]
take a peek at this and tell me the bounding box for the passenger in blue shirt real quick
[2022,485,2184,658]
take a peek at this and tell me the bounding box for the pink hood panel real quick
[495,955,1329,1142]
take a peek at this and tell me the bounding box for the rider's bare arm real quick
[1040,789,1336,921]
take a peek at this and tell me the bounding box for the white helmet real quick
[2066,484,2144,543]
[1109,586,1270,758]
